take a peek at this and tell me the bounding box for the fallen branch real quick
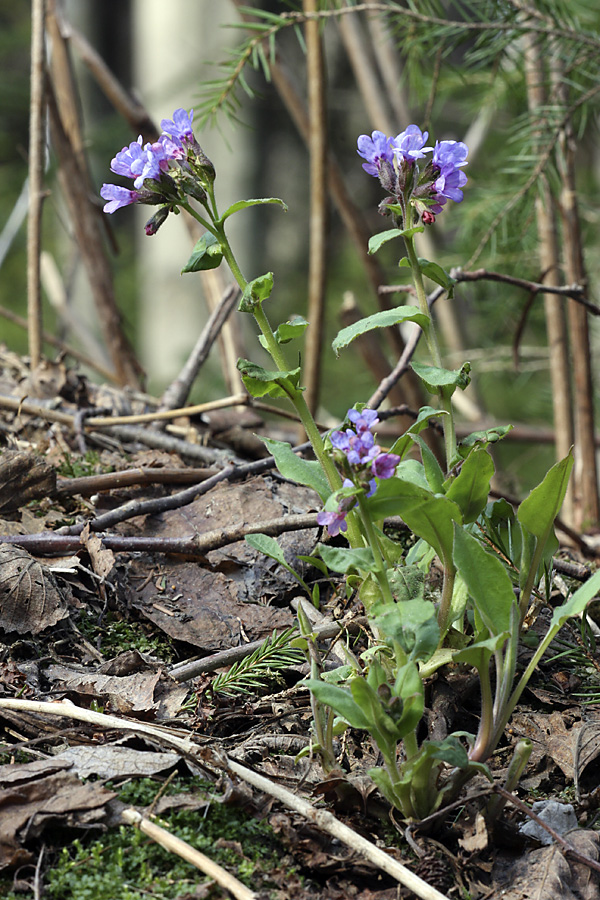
[0,699,451,900]
[120,806,256,900]
[0,513,319,556]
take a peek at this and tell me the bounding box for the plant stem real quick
[403,233,457,469]
[437,561,455,637]
[357,494,394,605]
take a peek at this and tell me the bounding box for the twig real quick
[0,699,452,900]
[120,807,256,900]
[55,467,219,497]
[27,0,46,369]
[169,616,368,683]
[0,513,319,556]
[155,285,240,421]
[303,0,328,416]
[449,268,595,313]
[493,785,600,876]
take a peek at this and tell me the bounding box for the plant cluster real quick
[101,109,600,820]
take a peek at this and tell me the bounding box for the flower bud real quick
[144,205,170,235]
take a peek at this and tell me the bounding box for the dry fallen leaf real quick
[493,829,600,900]
[0,544,70,634]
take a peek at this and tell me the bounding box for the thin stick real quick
[0,699,452,900]
[493,785,600,875]
[155,285,240,421]
[27,0,46,369]
[303,0,328,416]
[120,807,256,900]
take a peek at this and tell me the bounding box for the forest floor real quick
[1,352,600,900]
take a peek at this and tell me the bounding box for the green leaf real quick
[261,436,330,501]
[275,317,309,343]
[398,257,455,291]
[386,564,424,604]
[517,451,573,542]
[303,680,371,729]
[453,525,517,635]
[244,533,310,594]
[389,406,446,460]
[373,596,439,662]
[181,232,223,273]
[445,445,495,523]
[318,544,378,574]
[366,477,461,562]
[549,568,600,631]
[331,307,429,357]
[410,434,445,494]
[238,272,274,312]
[367,228,405,255]
[459,424,513,453]
[453,632,510,670]
[367,225,424,255]
[412,361,471,395]
[237,358,300,400]
[217,196,288,224]
[350,678,401,748]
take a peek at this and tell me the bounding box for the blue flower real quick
[110,136,146,180]
[347,408,379,433]
[357,130,396,176]
[433,164,468,203]
[160,108,195,143]
[432,140,468,170]
[393,125,432,162]
[100,184,140,213]
[317,509,349,537]
[371,452,400,480]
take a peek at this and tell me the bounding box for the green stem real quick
[437,560,456,637]
[357,494,394,605]
[403,233,457,469]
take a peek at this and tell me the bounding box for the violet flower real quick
[357,130,396,176]
[160,108,195,143]
[100,184,140,214]
[393,125,432,162]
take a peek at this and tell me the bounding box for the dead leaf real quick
[0,450,56,512]
[0,761,115,871]
[44,662,162,714]
[458,811,489,854]
[493,829,600,899]
[53,744,181,780]
[80,523,116,580]
[0,544,70,634]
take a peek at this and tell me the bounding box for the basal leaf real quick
[453,525,517,635]
[445,444,495,523]
[318,544,378,574]
[517,451,573,541]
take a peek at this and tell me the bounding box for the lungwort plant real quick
[102,111,600,819]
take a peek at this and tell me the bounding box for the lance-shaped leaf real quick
[181,232,223,273]
[517,450,573,544]
[331,307,429,357]
[453,525,517,636]
[445,444,495,523]
[410,434,445,494]
[389,406,447,460]
[367,225,424,255]
[217,196,288,224]
[244,533,310,595]
[303,680,371,730]
[318,544,378,574]
[261,436,330,501]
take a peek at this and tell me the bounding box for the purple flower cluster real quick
[357,125,468,223]
[101,108,213,228]
[317,409,400,536]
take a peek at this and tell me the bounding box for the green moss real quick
[1,776,283,900]
[77,610,175,662]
